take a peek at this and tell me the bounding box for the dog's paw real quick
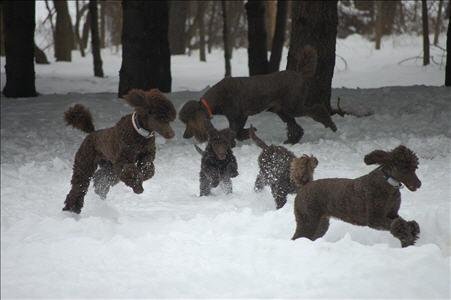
[62,204,81,214]
[407,220,420,239]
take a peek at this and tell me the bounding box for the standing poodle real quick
[62,89,176,214]
[292,145,422,247]
[195,124,238,196]
[249,126,318,209]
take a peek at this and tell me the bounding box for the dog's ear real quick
[124,89,147,108]
[364,150,391,165]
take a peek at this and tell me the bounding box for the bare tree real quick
[268,0,288,73]
[375,1,383,49]
[81,11,91,50]
[198,1,208,62]
[89,0,103,77]
[2,0,37,97]
[119,1,171,97]
[207,1,218,53]
[0,2,5,56]
[221,0,231,77]
[169,0,188,55]
[446,4,451,86]
[422,0,430,65]
[433,0,444,46]
[265,0,276,49]
[75,0,88,57]
[287,1,338,111]
[35,43,50,64]
[54,0,74,61]
[246,0,268,75]
[99,0,106,48]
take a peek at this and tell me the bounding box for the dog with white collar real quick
[292,145,422,247]
[62,89,176,214]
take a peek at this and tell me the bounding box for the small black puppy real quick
[195,124,238,196]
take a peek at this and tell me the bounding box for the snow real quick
[1,24,451,298]
[1,85,450,297]
[1,34,448,94]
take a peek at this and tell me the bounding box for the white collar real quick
[132,112,154,139]
[386,176,403,189]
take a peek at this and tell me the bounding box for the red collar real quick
[200,97,213,118]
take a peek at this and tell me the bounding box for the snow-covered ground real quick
[1,85,450,297]
[1,34,448,94]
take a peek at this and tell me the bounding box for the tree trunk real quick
[90,0,103,77]
[286,1,337,111]
[268,0,288,73]
[54,0,74,61]
[265,0,276,49]
[119,1,171,97]
[169,0,188,55]
[445,5,451,86]
[81,11,91,50]
[75,0,87,57]
[207,1,217,53]
[422,0,430,65]
[433,0,443,46]
[198,1,207,62]
[44,0,56,46]
[99,0,106,48]
[375,1,383,50]
[245,0,268,75]
[2,0,37,97]
[35,43,50,64]
[221,0,231,77]
[0,3,5,56]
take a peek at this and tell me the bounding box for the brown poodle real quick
[249,126,318,209]
[178,46,338,145]
[195,123,238,196]
[62,89,176,214]
[292,145,422,248]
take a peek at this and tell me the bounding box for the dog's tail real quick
[249,125,268,149]
[290,155,319,188]
[194,145,205,155]
[297,45,317,79]
[64,104,95,133]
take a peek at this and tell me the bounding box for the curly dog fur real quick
[62,89,176,214]
[250,126,318,209]
[292,145,422,248]
[179,46,337,145]
[195,124,238,196]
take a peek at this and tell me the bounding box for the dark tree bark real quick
[169,0,188,55]
[422,0,430,65]
[44,0,56,44]
[207,1,217,53]
[75,0,88,57]
[221,0,231,77]
[0,2,5,56]
[245,0,268,75]
[35,43,50,64]
[198,1,207,62]
[54,0,74,61]
[89,0,104,77]
[265,0,276,49]
[2,0,37,97]
[286,1,338,111]
[433,0,443,46]
[119,1,171,97]
[375,1,383,50]
[99,0,106,48]
[268,0,288,73]
[81,11,91,50]
[446,6,451,86]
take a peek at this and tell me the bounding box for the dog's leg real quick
[119,163,144,194]
[137,152,155,181]
[313,217,330,239]
[200,172,212,196]
[292,212,322,241]
[275,112,304,144]
[63,137,97,214]
[270,184,288,209]
[228,116,249,141]
[390,217,418,247]
[254,171,265,192]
